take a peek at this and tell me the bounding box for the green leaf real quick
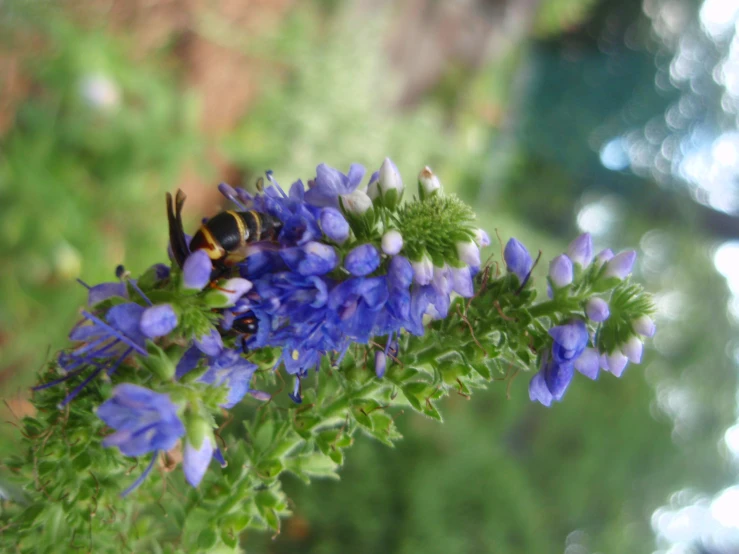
[197,528,218,550]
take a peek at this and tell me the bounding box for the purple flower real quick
[319,207,350,243]
[567,233,593,267]
[183,250,212,290]
[280,242,337,276]
[544,358,575,401]
[549,255,573,288]
[328,277,389,344]
[181,348,258,409]
[305,163,366,208]
[549,320,588,364]
[504,238,533,284]
[183,436,215,487]
[140,304,178,338]
[604,250,637,279]
[344,244,381,276]
[586,298,610,322]
[529,371,553,407]
[86,281,128,306]
[97,384,184,457]
[195,329,224,357]
[632,315,656,338]
[450,266,474,297]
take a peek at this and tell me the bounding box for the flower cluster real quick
[506,233,656,407]
[36,158,656,500]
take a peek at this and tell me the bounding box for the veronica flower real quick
[305,163,366,208]
[632,315,656,338]
[567,233,593,267]
[381,230,404,255]
[344,244,381,276]
[183,250,212,290]
[604,250,637,279]
[586,298,610,322]
[176,347,257,409]
[549,320,588,364]
[184,436,217,487]
[319,207,350,243]
[97,384,185,496]
[549,255,573,288]
[504,238,533,284]
[280,242,337,276]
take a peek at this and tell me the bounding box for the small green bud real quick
[185,412,212,450]
[141,341,177,380]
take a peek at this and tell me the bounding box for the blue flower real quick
[140,304,178,338]
[280,242,337,276]
[97,384,185,496]
[504,238,533,284]
[97,384,184,456]
[529,354,575,406]
[549,255,573,288]
[184,436,216,487]
[305,163,366,208]
[344,244,380,276]
[183,250,212,290]
[567,233,593,267]
[548,320,588,364]
[585,298,610,322]
[319,207,350,243]
[176,347,257,409]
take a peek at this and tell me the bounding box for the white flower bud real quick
[381,230,404,255]
[340,189,373,215]
[456,241,481,268]
[412,254,433,286]
[418,166,441,197]
[379,158,403,195]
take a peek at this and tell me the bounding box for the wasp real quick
[166,189,282,280]
[166,189,282,350]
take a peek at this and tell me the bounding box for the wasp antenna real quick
[166,191,190,269]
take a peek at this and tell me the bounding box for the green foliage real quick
[0,8,202,381]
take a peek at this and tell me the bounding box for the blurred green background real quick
[2,0,739,552]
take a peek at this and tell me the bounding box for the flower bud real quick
[593,248,614,269]
[574,348,600,380]
[529,371,553,407]
[205,278,253,308]
[340,189,373,215]
[567,233,593,267]
[319,207,350,243]
[632,314,656,337]
[379,158,403,195]
[344,244,381,276]
[182,250,212,291]
[621,336,643,363]
[604,250,636,279]
[586,297,610,322]
[456,241,481,268]
[195,329,224,357]
[450,266,474,297]
[504,238,532,283]
[140,304,178,338]
[474,228,491,247]
[412,254,433,286]
[549,255,573,288]
[418,166,441,200]
[602,351,628,378]
[366,171,380,200]
[374,350,387,378]
[381,230,404,255]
